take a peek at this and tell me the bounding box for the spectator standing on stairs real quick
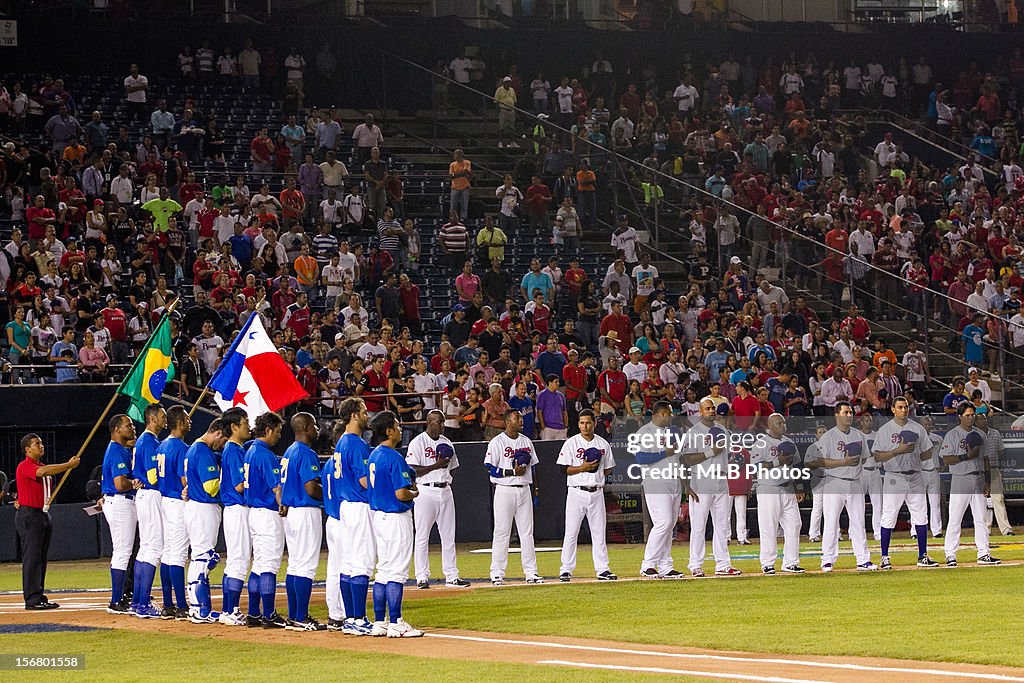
[449,149,472,220]
[364,147,388,220]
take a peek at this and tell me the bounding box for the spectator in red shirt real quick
[599,300,633,354]
[279,177,305,224]
[26,195,57,241]
[250,126,274,174]
[272,279,298,322]
[178,172,204,206]
[358,356,389,413]
[524,175,552,231]
[731,380,760,431]
[597,355,628,415]
[101,294,128,362]
[840,304,872,344]
[397,273,421,337]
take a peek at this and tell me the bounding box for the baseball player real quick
[872,396,938,569]
[940,403,1001,567]
[976,413,1013,536]
[557,409,617,582]
[321,422,347,630]
[334,397,376,635]
[750,414,805,574]
[484,409,542,585]
[406,410,469,589]
[217,407,251,626]
[804,402,877,572]
[805,425,827,543]
[156,406,191,619]
[636,402,683,578]
[368,410,424,638]
[859,414,883,542]
[243,412,288,628]
[129,404,166,619]
[280,412,325,631]
[101,414,139,614]
[911,415,944,540]
[184,418,227,623]
[683,398,740,577]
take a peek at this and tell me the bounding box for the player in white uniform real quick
[321,422,347,630]
[183,419,228,623]
[871,396,938,570]
[217,408,251,626]
[750,414,805,574]
[859,415,883,541]
[636,401,684,578]
[976,413,1013,536]
[804,402,878,572]
[484,409,542,585]
[156,406,192,619]
[911,416,944,540]
[406,410,469,589]
[683,398,740,577]
[557,409,617,582]
[805,425,827,542]
[940,403,1001,567]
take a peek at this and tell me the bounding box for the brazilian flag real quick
[117,315,176,422]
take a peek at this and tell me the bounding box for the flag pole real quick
[188,296,267,418]
[44,296,182,512]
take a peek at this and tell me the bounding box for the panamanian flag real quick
[208,313,308,420]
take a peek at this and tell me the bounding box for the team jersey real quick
[132,430,162,489]
[185,441,221,504]
[873,418,930,473]
[749,434,799,492]
[321,455,342,520]
[557,434,614,488]
[685,420,731,494]
[939,426,985,476]
[368,444,415,513]
[244,439,281,511]
[862,430,879,468]
[405,432,459,485]
[280,441,322,509]
[333,433,370,503]
[220,441,247,507]
[101,441,133,496]
[816,426,868,480]
[632,419,682,493]
[156,436,188,499]
[484,431,538,486]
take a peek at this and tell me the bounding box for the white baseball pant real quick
[864,468,883,539]
[880,472,927,528]
[102,495,138,571]
[731,494,748,542]
[134,488,163,567]
[757,491,802,568]
[490,485,537,580]
[640,488,680,573]
[248,507,285,575]
[339,500,376,577]
[160,497,189,567]
[373,510,414,584]
[559,487,610,575]
[413,485,459,583]
[325,516,345,621]
[808,480,824,539]
[989,469,1013,535]
[185,500,222,612]
[688,491,732,572]
[821,487,870,566]
[944,479,991,560]
[284,507,323,580]
[222,504,251,581]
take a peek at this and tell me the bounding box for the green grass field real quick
[4,536,1023,672]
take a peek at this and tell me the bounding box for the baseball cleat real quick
[370,620,389,637]
[661,569,685,579]
[134,604,162,619]
[127,604,137,616]
[525,575,544,584]
[978,555,1002,565]
[934,532,943,538]
[596,571,618,581]
[326,618,345,631]
[640,568,660,578]
[715,567,742,576]
[218,610,247,626]
[490,577,504,586]
[781,565,806,574]
[346,618,374,636]
[559,572,571,583]
[387,619,424,638]
[262,613,288,629]
[190,611,220,624]
[856,562,879,571]
[1006,530,1015,536]
[762,566,776,575]
[739,539,752,545]
[945,557,958,567]
[286,618,326,631]
[174,608,190,621]
[916,556,939,568]
[808,537,821,543]
[445,578,471,588]
[416,580,430,590]
[106,601,130,615]
[821,563,834,572]
[690,569,705,578]
[245,614,263,628]
[879,557,893,571]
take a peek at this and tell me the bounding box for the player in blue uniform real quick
[321,423,346,630]
[156,406,191,620]
[280,412,325,631]
[218,407,251,625]
[334,397,375,635]
[244,412,287,629]
[129,404,165,618]
[184,419,227,623]
[367,411,423,638]
[101,414,138,614]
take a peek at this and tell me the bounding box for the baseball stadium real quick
[2,1,1024,681]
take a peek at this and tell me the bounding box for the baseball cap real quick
[105,294,118,302]
[729,256,741,264]
[334,332,345,342]
[503,76,512,82]
[452,303,465,312]
[628,346,641,355]
[968,367,979,375]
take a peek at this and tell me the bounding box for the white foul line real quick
[425,633,1024,681]
[538,660,830,683]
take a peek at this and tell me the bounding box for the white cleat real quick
[387,619,424,638]
[370,620,389,637]
[218,609,247,626]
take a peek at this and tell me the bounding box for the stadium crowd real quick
[2,43,1024,446]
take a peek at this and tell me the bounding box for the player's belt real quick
[572,485,602,493]
[825,475,859,481]
[500,484,526,488]
[863,466,880,471]
[921,467,937,472]
[423,482,449,488]
[887,470,917,476]
[954,471,984,476]
[108,492,136,500]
